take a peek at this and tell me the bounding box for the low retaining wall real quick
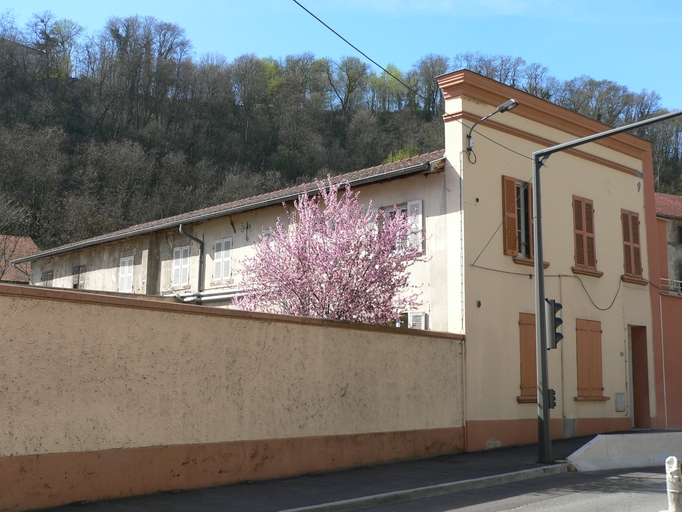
[568,432,682,471]
[0,284,465,511]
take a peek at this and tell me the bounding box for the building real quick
[650,192,682,429]
[0,235,39,284]
[13,70,668,450]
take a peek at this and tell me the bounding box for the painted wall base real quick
[0,427,464,512]
[465,417,632,452]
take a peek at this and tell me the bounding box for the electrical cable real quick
[471,178,532,267]
[293,0,622,313]
[292,0,533,163]
[566,274,621,311]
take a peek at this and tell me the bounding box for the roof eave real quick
[12,157,443,264]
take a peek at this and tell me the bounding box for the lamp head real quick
[496,99,519,113]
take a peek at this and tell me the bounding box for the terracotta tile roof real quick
[13,149,446,263]
[655,192,682,219]
[1,235,39,282]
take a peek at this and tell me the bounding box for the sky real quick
[4,0,682,108]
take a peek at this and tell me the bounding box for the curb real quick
[279,463,569,512]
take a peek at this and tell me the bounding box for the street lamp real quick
[533,109,682,464]
[467,99,519,162]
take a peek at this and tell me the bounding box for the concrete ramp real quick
[567,432,682,471]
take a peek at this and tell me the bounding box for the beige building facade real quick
[14,70,662,451]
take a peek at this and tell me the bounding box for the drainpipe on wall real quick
[11,262,32,284]
[179,224,204,297]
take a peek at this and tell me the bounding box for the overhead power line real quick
[291,0,532,162]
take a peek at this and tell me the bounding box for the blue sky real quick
[5,0,682,108]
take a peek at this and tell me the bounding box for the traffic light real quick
[548,388,557,409]
[545,298,563,349]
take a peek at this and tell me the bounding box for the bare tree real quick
[0,194,30,279]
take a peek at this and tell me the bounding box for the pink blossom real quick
[234,178,423,324]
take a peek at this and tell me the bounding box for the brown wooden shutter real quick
[631,212,642,277]
[574,196,596,270]
[622,210,643,277]
[621,211,633,275]
[519,313,536,397]
[574,197,585,267]
[576,319,603,397]
[502,176,518,256]
[585,199,596,268]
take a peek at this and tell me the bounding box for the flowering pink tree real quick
[234,179,423,324]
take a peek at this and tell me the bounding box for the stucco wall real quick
[27,172,457,332]
[661,294,682,429]
[0,284,464,456]
[0,283,464,509]
[444,90,654,439]
[665,218,682,281]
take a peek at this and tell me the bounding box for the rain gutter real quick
[11,157,444,265]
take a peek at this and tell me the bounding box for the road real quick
[363,467,668,512]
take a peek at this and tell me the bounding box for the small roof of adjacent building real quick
[1,235,40,283]
[655,192,682,220]
[12,149,446,264]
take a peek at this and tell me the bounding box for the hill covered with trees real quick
[1,11,681,250]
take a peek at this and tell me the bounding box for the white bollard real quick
[667,456,682,512]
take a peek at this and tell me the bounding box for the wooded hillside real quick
[1,12,681,250]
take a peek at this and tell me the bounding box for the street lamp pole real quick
[533,109,682,464]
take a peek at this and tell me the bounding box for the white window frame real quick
[41,270,53,287]
[380,198,423,252]
[213,237,233,282]
[119,256,134,293]
[172,245,190,287]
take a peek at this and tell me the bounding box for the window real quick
[517,313,537,403]
[621,210,644,281]
[41,271,53,287]
[119,256,134,293]
[380,199,423,252]
[572,196,602,277]
[172,246,190,287]
[576,319,607,400]
[502,176,533,261]
[213,237,232,282]
[72,265,85,289]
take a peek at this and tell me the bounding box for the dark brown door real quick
[631,326,651,429]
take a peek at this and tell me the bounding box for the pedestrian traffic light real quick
[548,388,557,409]
[545,298,563,349]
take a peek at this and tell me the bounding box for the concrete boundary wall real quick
[0,284,465,511]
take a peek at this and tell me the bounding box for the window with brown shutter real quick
[502,176,542,267]
[572,196,602,277]
[502,176,518,256]
[621,209,646,284]
[575,319,608,400]
[517,313,537,403]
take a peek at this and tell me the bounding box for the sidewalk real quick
[42,436,593,512]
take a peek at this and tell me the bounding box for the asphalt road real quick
[362,467,669,512]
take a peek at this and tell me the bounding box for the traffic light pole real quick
[531,108,682,465]
[533,154,552,463]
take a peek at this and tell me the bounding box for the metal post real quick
[667,456,682,511]
[533,154,552,463]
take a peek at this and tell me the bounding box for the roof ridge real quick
[15,149,446,262]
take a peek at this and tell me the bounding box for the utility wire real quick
[292,1,627,313]
[471,178,533,267]
[292,0,532,162]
